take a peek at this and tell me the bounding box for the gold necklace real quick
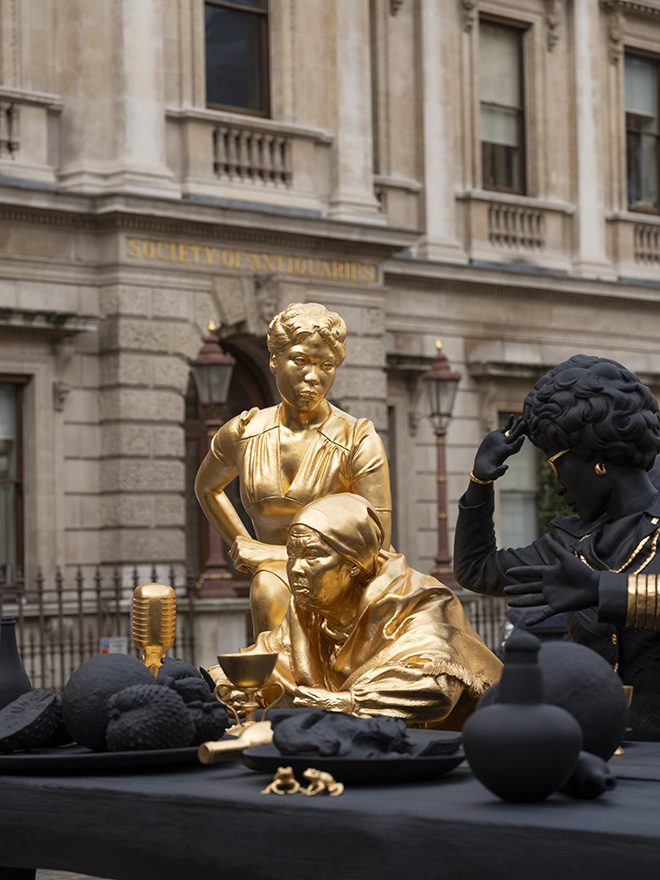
[575,518,660,575]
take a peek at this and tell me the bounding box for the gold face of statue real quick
[286,526,357,613]
[270,334,337,414]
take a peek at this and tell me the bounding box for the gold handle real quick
[261,681,285,721]
[214,683,243,727]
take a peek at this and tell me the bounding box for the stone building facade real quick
[1,1,660,660]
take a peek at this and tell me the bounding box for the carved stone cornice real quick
[601,0,660,17]
[0,199,418,259]
[384,269,660,312]
[602,1,660,63]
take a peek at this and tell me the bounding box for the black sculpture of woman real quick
[453,354,660,741]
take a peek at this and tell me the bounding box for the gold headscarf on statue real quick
[290,493,384,578]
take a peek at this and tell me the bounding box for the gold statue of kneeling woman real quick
[195,303,392,636]
[209,494,502,729]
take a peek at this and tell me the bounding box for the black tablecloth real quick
[1,742,659,880]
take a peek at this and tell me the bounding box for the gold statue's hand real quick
[229,536,287,573]
[292,686,353,714]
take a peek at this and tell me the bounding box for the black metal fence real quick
[0,566,198,693]
[465,595,508,654]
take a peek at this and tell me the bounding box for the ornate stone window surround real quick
[166,1,334,211]
[458,2,572,266]
[601,1,660,275]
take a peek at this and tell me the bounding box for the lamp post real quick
[190,322,236,598]
[421,341,461,587]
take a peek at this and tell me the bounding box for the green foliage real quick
[537,450,572,534]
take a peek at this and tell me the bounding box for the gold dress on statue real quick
[209,402,392,585]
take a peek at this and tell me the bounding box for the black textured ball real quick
[106,684,195,751]
[186,700,231,745]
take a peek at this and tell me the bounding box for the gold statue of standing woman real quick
[195,303,392,636]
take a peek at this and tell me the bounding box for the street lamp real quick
[421,341,461,586]
[189,322,236,597]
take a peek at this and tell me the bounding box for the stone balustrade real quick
[608,213,660,279]
[213,124,291,188]
[166,108,333,213]
[634,222,660,267]
[458,191,574,272]
[488,203,545,251]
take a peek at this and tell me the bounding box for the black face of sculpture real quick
[547,449,613,523]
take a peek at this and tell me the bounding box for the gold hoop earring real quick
[595,462,607,477]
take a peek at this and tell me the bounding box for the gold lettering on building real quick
[126,237,378,284]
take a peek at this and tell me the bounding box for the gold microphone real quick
[132,583,176,676]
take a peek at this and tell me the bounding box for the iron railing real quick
[0,566,198,693]
[0,565,508,694]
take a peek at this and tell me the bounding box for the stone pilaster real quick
[571,0,616,279]
[415,0,466,263]
[327,0,383,224]
[57,0,177,196]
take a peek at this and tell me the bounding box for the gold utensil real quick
[214,652,284,729]
[198,720,273,764]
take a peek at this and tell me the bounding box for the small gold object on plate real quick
[214,652,284,730]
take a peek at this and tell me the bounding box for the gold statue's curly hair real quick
[267,302,347,365]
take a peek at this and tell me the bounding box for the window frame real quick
[204,0,271,118]
[478,15,528,196]
[624,49,660,215]
[0,375,28,584]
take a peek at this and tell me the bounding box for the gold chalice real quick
[214,652,284,731]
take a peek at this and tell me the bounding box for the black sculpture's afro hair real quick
[523,354,660,470]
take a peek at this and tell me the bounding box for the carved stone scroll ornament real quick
[545,0,561,51]
[461,0,478,33]
[605,3,625,65]
[52,381,71,413]
[390,0,404,15]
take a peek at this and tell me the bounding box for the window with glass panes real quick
[479,20,526,194]
[625,54,659,213]
[205,0,270,116]
[496,414,538,548]
[0,378,26,585]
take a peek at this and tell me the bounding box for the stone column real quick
[571,0,615,279]
[415,0,466,263]
[327,0,383,223]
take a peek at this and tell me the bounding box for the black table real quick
[1,743,659,880]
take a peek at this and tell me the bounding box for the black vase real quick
[462,630,583,802]
[0,616,32,711]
